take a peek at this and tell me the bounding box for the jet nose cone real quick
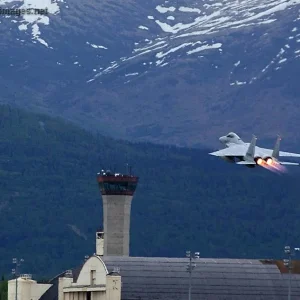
[219,136,226,143]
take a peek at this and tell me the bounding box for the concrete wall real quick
[58,256,121,300]
[102,195,133,256]
[75,256,107,286]
[58,277,73,300]
[106,275,121,300]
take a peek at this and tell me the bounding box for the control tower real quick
[97,170,139,256]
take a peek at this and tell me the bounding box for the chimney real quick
[96,230,104,256]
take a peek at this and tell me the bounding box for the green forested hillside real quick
[0,277,7,300]
[1,104,300,279]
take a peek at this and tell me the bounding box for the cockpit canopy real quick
[226,132,241,139]
[219,132,243,145]
[226,132,236,138]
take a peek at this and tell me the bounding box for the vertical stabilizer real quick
[272,135,281,159]
[245,135,257,161]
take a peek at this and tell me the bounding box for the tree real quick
[0,276,8,300]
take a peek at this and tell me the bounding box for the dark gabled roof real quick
[39,264,84,300]
[39,270,66,300]
[102,256,300,300]
[72,263,85,283]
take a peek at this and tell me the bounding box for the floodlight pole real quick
[12,258,24,300]
[284,246,300,300]
[186,251,200,300]
[188,255,192,300]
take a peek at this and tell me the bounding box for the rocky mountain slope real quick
[0,0,300,147]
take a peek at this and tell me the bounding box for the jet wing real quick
[257,147,300,158]
[279,161,299,165]
[279,151,300,157]
[209,145,247,157]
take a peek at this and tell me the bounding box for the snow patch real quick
[178,6,201,14]
[31,23,48,47]
[278,58,287,63]
[187,43,222,55]
[133,41,166,53]
[139,25,149,30]
[125,73,139,77]
[5,0,63,47]
[156,5,176,13]
[230,80,247,86]
[156,59,166,66]
[86,42,107,49]
[160,62,169,67]
[157,42,199,58]
[18,23,28,30]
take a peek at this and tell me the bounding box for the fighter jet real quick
[209,132,300,169]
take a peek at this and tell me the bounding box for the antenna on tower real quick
[113,266,120,273]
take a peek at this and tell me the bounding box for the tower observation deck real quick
[97,170,138,256]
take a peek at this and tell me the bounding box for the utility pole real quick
[186,251,200,300]
[283,246,300,300]
[12,258,24,300]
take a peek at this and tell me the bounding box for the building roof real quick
[102,256,300,300]
[39,270,66,300]
[38,256,300,300]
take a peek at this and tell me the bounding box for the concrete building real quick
[102,256,300,300]
[8,231,121,300]
[8,274,51,300]
[8,238,300,299]
[7,170,300,299]
[96,170,138,256]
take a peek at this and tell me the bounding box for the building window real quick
[90,270,96,285]
[99,182,137,193]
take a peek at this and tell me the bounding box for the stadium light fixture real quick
[284,246,300,300]
[12,258,24,300]
[186,251,200,300]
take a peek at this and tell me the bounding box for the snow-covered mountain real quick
[1,0,300,147]
[89,0,300,84]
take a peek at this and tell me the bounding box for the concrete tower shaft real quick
[97,171,138,256]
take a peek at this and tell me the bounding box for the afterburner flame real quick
[257,158,263,165]
[266,158,273,165]
[259,159,288,174]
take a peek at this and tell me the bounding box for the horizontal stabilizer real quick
[236,161,256,165]
[279,162,299,166]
